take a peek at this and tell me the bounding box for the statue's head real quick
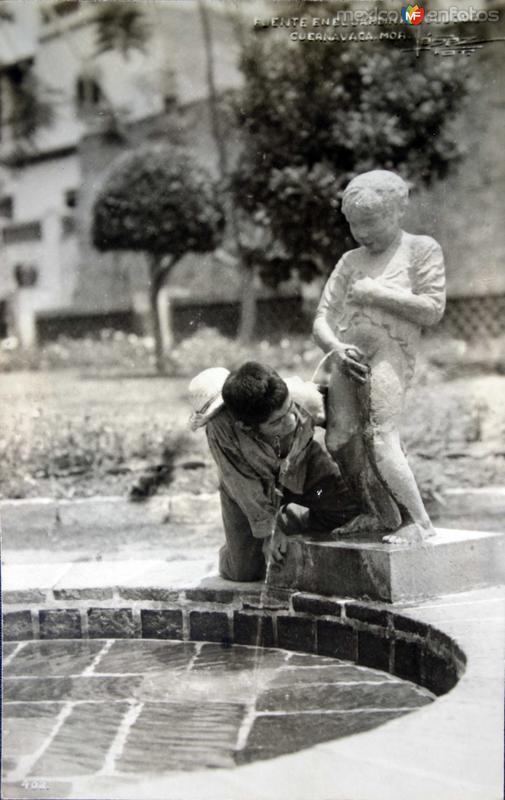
[342,170,409,254]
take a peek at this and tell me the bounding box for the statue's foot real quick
[332,514,384,538]
[382,522,436,546]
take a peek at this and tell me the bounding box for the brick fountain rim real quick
[3,575,467,698]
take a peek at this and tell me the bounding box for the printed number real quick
[21,780,49,790]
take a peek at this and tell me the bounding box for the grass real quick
[0,354,504,501]
[0,373,203,499]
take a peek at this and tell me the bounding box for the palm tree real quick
[5,64,56,145]
[0,10,55,155]
[198,0,259,342]
[94,3,150,60]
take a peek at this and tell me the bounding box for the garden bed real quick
[1,366,504,503]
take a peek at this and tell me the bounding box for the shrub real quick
[165,327,322,377]
[0,412,191,500]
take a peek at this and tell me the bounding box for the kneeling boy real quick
[190,361,359,582]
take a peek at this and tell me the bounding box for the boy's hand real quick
[262,531,288,564]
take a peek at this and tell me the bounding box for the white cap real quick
[188,367,230,431]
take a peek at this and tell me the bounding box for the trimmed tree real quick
[92,145,225,371]
[231,34,469,288]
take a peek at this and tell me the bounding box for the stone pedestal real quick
[269,528,505,603]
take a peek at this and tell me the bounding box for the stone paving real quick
[1,496,504,800]
[2,639,433,798]
[3,586,501,800]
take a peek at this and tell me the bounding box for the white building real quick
[0,0,245,345]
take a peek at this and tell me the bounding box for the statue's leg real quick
[325,361,389,535]
[365,353,435,544]
[361,457,403,531]
[325,360,362,460]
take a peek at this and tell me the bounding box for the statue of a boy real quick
[313,170,446,544]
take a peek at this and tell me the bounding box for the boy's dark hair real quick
[222,362,288,425]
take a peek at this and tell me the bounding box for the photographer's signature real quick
[408,33,505,56]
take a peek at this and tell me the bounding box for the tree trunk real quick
[148,254,173,374]
[157,283,173,354]
[199,0,257,344]
[198,0,227,178]
[238,259,257,344]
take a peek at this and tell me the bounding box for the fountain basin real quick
[2,558,504,800]
[3,563,466,697]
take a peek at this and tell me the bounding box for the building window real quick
[3,221,42,245]
[76,75,103,113]
[14,263,39,288]
[65,189,78,209]
[0,196,14,219]
[62,215,76,236]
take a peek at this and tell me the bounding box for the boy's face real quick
[257,393,297,438]
[346,206,401,254]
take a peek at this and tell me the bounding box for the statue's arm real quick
[312,259,348,354]
[352,240,446,327]
[313,258,369,384]
[313,312,343,353]
[358,284,441,326]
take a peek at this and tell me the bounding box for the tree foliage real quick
[231,35,469,286]
[94,3,150,59]
[92,145,225,260]
[92,144,225,371]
